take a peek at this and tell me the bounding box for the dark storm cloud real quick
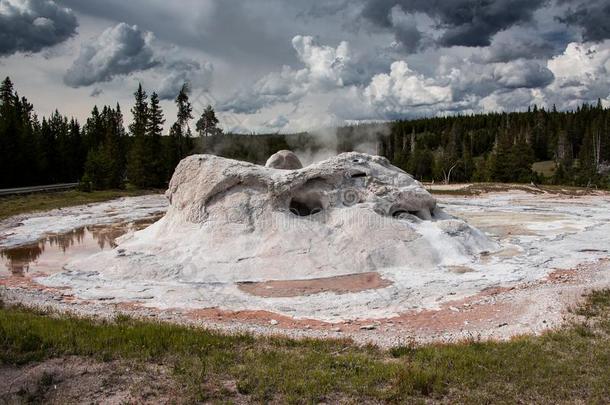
[299,0,351,19]
[557,0,610,42]
[478,28,558,63]
[361,0,546,49]
[63,21,213,99]
[64,23,159,87]
[155,58,213,100]
[8,0,606,131]
[0,0,78,56]
[390,9,424,53]
[57,0,298,67]
[484,38,555,63]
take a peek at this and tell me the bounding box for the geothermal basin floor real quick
[1,189,610,347]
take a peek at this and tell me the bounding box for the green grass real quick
[2,291,610,403]
[0,189,159,221]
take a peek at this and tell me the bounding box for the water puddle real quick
[0,215,162,278]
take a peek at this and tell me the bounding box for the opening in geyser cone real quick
[290,196,324,216]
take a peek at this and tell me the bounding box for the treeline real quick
[0,77,221,190]
[206,106,610,187]
[2,75,610,190]
[383,103,610,186]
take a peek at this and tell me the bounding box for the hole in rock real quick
[351,172,366,178]
[392,210,420,218]
[289,196,324,216]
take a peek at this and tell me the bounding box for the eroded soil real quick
[237,272,392,297]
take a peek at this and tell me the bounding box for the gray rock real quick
[265,150,303,170]
[51,152,496,314]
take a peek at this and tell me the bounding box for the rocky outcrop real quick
[71,152,495,281]
[166,152,439,225]
[265,150,303,170]
[44,152,498,320]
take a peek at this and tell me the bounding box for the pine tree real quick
[68,118,84,181]
[196,105,222,137]
[127,84,150,187]
[490,131,514,182]
[40,116,59,183]
[17,97,40,185]
[51,110,70,182]
[147,92,165,187]
[0,77,14,106]
[511,135,535,183]
[84,105,104,151]
[176,83,193,129]
[81,105,126,190]
[130,84,148,138]
[0,77,17,187]
[176,83,194,159]
[165,83,194,180]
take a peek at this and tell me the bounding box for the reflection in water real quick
[0,214,162,277]
[0,244,44,276]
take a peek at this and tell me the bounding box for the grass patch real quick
[2,290,610,403]
[0,189,159,221]
[532,160,557,177]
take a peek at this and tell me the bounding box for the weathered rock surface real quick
[63,152,494,279]
[265,150,303,170]
[45,152,497,320]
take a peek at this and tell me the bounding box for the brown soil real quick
[236,271,392,298]
[0,356,184,404]
[184,307,333,329]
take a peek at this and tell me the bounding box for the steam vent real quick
[49,152,497,320]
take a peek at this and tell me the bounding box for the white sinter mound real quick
[44,152,498,321]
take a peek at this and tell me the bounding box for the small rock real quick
[449,306,460,312]
[269,319,279,325]
[360,324,376,330]
[332,327,342,333]
[498,322,508,327]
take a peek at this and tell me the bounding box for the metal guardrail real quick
[0,183,79,196]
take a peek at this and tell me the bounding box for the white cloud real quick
[221,35,364,113]
[291,35,353,87]
[364,61,452,108]
[545,41,610,106]
[548,41,610,84]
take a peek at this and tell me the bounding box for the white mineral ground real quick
[1,152,610,347]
